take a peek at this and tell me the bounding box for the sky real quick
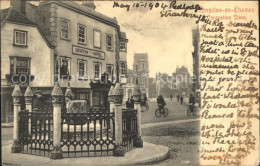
[1,1,197,77]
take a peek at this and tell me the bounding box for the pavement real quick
[2,141,169,166]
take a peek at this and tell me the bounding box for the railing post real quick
[111,83,125,156]
[108,86,115,139]
[90,90,93,107]
[133,84,143,148]
[108,86,115,112]
[24,86,33,135]
[11,84,23,153]
[65,86,74,109]
[50,82,63,159]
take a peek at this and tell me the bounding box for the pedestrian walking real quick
[130,96,135,109]
[170,94,173,101]
[126,98,131,109]
[177,94,180,102]
[180,95,183,105]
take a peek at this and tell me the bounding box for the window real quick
[120,62,126,75]
[94,62,102,79]
[106,34,113,50]
[94,30,101,48]
[61,18,70,40]
[120,42,126,51]
[14,30,27,46]
[60,57,71,78]
[106,64,114,80]
[78,24,86,44]
[78,59,87,79]
[10,57,30,75]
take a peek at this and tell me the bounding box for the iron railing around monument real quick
[61,112,115,157]
[122,109,138,152]
[19,109,53,157]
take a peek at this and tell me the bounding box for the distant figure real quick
[130,96,135,109]
[143,94,147,103]
[180,95,183,105]
[170,94,173,101]
[177,94,180,102]
[126,98,131,109]
[189,94,195,105]
[157,95,166,112]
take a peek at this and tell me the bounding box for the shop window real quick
[14,30,27,46]
[78,24,86,44]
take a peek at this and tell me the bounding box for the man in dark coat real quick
[180,95,183,105]
[157,95,166,112]
[126,98,131,109]
[130,96,135,109]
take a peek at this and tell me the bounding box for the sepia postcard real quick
[1,0,259,165]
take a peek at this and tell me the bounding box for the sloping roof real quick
[41,1,118,26]
[1,7,54,48]
[0,8,9,23]
[1,7,37,26]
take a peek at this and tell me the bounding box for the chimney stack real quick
[82,1,96,10]
[10,0,26,15]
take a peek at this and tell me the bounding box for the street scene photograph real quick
[0,0,225,165]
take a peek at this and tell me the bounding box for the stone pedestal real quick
[109,83,126,156]
[133,84,143,148]
[50,82,63,159]
[11,84,23,153]
[24,86,33,135]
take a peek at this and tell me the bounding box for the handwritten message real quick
[112,1,259,165]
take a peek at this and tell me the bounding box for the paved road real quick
[142,121,200,166]
[141,98,200,124]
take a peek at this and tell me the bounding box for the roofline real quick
[2,21,55,49]
[1,7,55,49]
[1,7,13,27]
[40,1,120,29]
[38,1,127,40]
